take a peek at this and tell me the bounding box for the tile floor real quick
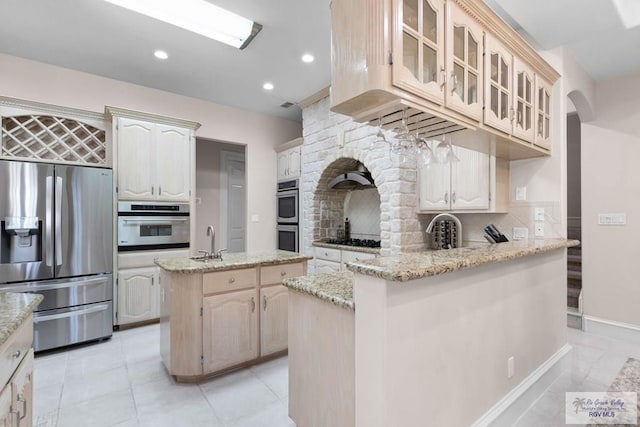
[34,323,640,427]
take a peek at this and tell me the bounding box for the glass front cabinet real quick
[512,58,536,142]
[535,76,552,149]
[392,0,446,105]
[484,34,513,135]
[445,1,483,121]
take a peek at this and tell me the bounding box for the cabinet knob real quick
[229,277,235,284]
[280,271,286,277]
[324,252,329,257]
[12,350,20,359]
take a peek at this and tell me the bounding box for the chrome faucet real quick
[207,225,215,256]
[425,213,462,249]
[205,225,227,260]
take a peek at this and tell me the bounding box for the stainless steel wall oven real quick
[117,202,190,251]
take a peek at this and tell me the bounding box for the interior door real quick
[55,165,112,278]
[0,160,53,283]
[227,158,246,253]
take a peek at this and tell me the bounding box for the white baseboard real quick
[583,315,640,342]
[471,344,572,427]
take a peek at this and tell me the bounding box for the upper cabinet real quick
[392,0,446,105]
[276,138,302,181]
[107,107,200,202]
[445,1,483,121]
[330,0,560,161]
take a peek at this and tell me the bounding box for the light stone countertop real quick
[0,292,43,347]
[312,241,381,255]
[345,238,580,282]
[283,272,354,311]
[155,250,312,274]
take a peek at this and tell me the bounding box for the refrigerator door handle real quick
[34,304,110,323]
[45,176,54,267]
[55,176,63,266]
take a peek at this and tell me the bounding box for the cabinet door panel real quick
[117,267,158,325]
[392,0,446,105]
[260,285,289,356]
[535,76,552,150]
[0,385,10,427]
[451,146,490,210]
[203,289,259,373]
[288,147,301,178]
[117,118,155,200]
[277,152,288,181]
[418,162,451,211]
[10,349,33,427]
[484,36,513,134]
[445,2,483,121]
[513,58,536,142]
[315,259,342,274]
[155,124,191,201]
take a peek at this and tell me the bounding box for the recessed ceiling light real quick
[103,0,262,50]
[154,50,169,60]
[301,54,315,63]
[263,82,274,91]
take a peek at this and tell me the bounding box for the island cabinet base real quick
[288,290,355,427]
[158,258,307,382]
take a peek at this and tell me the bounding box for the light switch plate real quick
[535,207,545,221]
[598,213,626,225]
[515,187,527,201]
[534,222,544,237]
[512,227,529,241]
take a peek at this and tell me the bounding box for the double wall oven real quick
[277,179,299,252]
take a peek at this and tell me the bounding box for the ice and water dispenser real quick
[1,216,42,264]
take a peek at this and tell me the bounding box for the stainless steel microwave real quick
[117,202,190,251]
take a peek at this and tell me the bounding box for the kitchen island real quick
[284,239,579,427]
[156,251,311,382]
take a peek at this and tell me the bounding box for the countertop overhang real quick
[312,240,381,255]
[155,250,312,274]
[283,272,354,311]
[346,238,580,282]
[0,292,43,347]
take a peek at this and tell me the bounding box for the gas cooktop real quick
[325,238,381,248]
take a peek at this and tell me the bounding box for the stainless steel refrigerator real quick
[0,159,113,351]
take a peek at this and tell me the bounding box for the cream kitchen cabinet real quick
[277,145,301,181]
[391,0,446,105]
[9,351,33,427]
[314,247,377,274]
[418,146,490,211]
[107,107,200,202]
[260,285,289,356]
[330,0,559,161]
[445,1,484,121]
[117,267,158,325]
[513,58,536,142]
[0,384,10,427]
[202,288,259,373]
[535,76,553,150]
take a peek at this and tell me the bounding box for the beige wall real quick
[0,53,302,252]
[195,140,245,252]
[582,72,640,327]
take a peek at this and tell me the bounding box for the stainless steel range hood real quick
[328,163,375,190]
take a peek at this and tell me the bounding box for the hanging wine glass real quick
[375,117,387,144]
[415,135,434,166]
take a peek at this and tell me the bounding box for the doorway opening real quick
[195,139,246,254]
[566,98,582,329]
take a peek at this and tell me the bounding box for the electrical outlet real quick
[598,213,627,225]
[535,222,544,237]
[515,187,527,201]
[534,207,545,221]
[507,356,515,378]
[512,227,529,241]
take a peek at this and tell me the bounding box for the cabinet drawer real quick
[260,263,304,286]
[314,247,341,263]
[203,268,257,295]
[315,259,342,274]
[0,317,32,388]
[342,251,377,265]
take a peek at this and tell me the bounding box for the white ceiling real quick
[0,1,639,123]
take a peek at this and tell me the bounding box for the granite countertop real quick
[155,250,313,274]
[312,241,380,255]
[346,238,580,282]
[0,292,43,347]
[283,271,354,311]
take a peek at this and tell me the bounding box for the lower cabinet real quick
[117,267,159,325]
[0,317,35,427]
[260,285,289,357]
[315,247,378,274]
[202,289,259,373]
[315,259,342,274]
